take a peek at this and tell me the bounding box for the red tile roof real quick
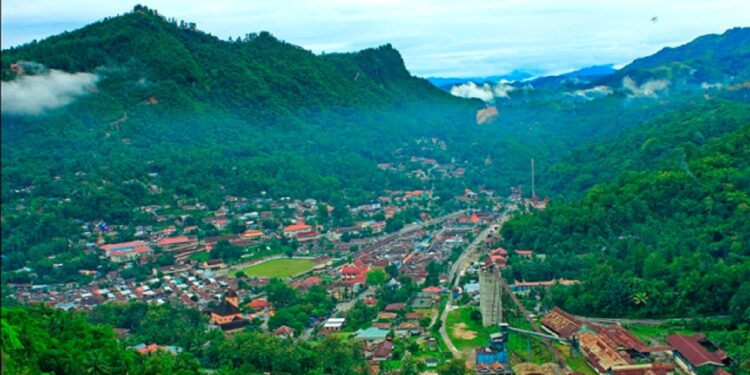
[372,340,393,359]
[100,240,147,252]
[157,236,193,246]
[275,325,294,336]
[541,307,582,339]
[341,265,368,275]
[283,222,311,233]
[248,299,269,309]
[610,363,675,375]
[110,246,152,257]
[667,333,729,367]
[597,324,670,354]
[299,276,322,288]
[384,303,406,312]
[490,247,508,256]
[405,312,424,320]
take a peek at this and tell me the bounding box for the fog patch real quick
[701,82,723,90]
[450,80,517,102]
[450,82,495,102]
[622,76,669,98]
[2,65,99,116]
[566,85,613,101]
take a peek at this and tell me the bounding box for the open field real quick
[234,258,315,278]
[445,307,496,350]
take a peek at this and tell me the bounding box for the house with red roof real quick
[100,241,154,263]
[384,303,406,312]
[470,213,480,224]
[157,235,198,252]
[667,333,732,375]
[210,217,228,230]
[100,240,147,254]
[274,325,294,339]
[341,264,369,286]
[241,229,264,240]
[132,343,181,355]
[247,299,269,311]
[296,230,320,242]
[295,276,323,291]
[514,249,533,258]
[486,247,509,268]
[371,340,394,361]
[283,219,312,238]
[403,190,430,201]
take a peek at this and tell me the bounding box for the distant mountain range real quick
[426,70,535,88]
[435,27,750,94]
[427,65,616,90]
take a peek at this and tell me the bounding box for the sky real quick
[2,0,748,77]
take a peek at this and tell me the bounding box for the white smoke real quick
[566,85,613,101]
[622,76,669,98]
[450,80,517,102]
[2,67,99,116]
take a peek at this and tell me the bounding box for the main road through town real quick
[439,209,514,358]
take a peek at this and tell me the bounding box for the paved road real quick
[439,211,512,358]
[297,210,468,340]
[334,286,375,315]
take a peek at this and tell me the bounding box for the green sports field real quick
[235,258,315,278]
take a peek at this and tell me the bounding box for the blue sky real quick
[2,0,748,77]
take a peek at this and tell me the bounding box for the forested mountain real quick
[501,113,750,320]
[545,100,750,194]
[598,27,750,86]
[1,6,484,209]
[2,6,749,280]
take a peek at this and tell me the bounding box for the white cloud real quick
[622,76,669,98]
[493,81,515,99]
[1,68,98,115]
[450,82,495,102]
[566,85,613,100]
[450,80,519,102]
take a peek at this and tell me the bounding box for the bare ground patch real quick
[452,322,477,340]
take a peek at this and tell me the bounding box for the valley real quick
[1,5,749,375]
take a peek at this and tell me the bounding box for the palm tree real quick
[632,292,648,306]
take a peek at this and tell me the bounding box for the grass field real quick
[445,307,497,350]
[235,258,315,278]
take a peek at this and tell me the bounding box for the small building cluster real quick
[540,307,733,375]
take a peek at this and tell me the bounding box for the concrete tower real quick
[479,264,502,327]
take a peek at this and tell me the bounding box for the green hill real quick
[501,120,750,319]
[1,6,486,208]
[598,27,750,86]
